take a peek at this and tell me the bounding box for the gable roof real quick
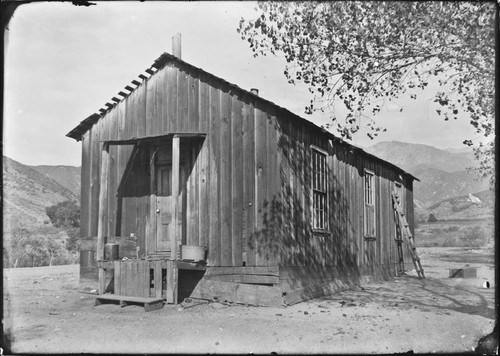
[66,52,418,182]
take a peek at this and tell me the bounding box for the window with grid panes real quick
[312,149,328,230]
[364,170,376,237]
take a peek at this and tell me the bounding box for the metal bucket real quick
[104,243,120,261]
[181,245,205,261]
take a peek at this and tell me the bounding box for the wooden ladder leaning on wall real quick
[391,190,425,279]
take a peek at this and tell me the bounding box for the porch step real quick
[95,293,164,312]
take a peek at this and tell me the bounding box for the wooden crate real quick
[449,267,477,279]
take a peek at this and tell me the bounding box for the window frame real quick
[364,169,376,238]
[311,146,329,232]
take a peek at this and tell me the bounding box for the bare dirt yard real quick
[2,246,496,354]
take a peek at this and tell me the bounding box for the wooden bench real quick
[95,293,164,312]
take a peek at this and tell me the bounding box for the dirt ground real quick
[2,246,497,354]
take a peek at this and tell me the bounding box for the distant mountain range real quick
[364,141,491,206]
[2,141,494,234]
[29,164,81,197]
[444,147,473,154]
[364,141,478,174]
[364,141,493,221]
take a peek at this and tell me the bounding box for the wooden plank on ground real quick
[95,294,164,303]
[95,294,164,312]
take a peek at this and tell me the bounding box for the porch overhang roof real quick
[102,133,206,146]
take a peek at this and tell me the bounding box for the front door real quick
[155,161,184,254]
[156,165,174,252]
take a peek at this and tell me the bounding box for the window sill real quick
[364,236,377,241]
[313,229,331,235]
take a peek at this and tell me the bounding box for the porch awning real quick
[102,133,206,146]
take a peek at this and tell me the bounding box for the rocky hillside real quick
[426,189,494,221]
[412,167,490,206]
[29,164,81,196]
[364,141,490,207]
[3,156,78,230]
[415,189,494,222]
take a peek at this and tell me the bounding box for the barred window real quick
[312,149,328,230]
[364,170,376,237]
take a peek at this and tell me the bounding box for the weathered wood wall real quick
[79,57,416,286]
[275,114,415,289]
[79,62,282,273]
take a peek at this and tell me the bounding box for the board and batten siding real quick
[79,62,282,270]
[276,115,414,272]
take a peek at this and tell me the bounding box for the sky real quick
[4,1,483,167]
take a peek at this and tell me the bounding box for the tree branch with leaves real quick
[238,1,495,184]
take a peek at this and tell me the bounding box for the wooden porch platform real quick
[97,259,207,305]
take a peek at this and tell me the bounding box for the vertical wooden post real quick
[147,145,157,255]
[154,260,162,298]
[167,136,182,304]
[97,143,109,294]
[171,136,180,260]
[114,261,121,295]
[166,260,178,304]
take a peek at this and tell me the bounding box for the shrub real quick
[459,226,487,247]
[445,226,459,233]
[427,214,438,223]
[442,236,457,247]
[46,200,80,229]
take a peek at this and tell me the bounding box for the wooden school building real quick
[67,35,420,307]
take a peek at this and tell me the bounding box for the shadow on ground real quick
[316,276,495,320]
